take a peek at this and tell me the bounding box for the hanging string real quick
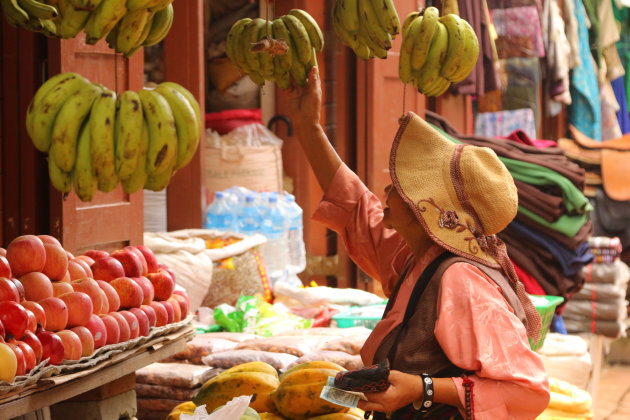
[401,83,407,122]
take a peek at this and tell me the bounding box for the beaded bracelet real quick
[419,373,434,412]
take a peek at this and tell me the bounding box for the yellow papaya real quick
[280,361,346,380]
[193,371,280,413]
[223,361,279,379]
[166,401,196,420]
[308,414,364,420]
[260,413,287,420]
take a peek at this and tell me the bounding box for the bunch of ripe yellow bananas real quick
[0,0,174,57]
[226,9,323,89]
[399,6,479,96]
[332,0,400,60]
[26,72,201,200]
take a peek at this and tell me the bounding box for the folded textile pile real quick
[426,111,593,301]
[562,237,629,339]
[535,333,591,390]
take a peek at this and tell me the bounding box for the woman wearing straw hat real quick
[287,68,550,419]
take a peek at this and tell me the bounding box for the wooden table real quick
[0,324,195,419]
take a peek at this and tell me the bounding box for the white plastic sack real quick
[181,396,251,420]
[168,228,267,261]
[273,282,384,308]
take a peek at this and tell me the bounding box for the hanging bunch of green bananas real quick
[332,0,400,60]
[26,72,202,200]
[226,9,323,89]
[399,6,479,97]
[0,0,60,37]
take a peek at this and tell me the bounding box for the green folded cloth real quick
[518,206,590,237]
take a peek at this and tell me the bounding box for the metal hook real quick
[267,114,293,136]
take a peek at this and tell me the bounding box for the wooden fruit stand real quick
[0,323,194,419]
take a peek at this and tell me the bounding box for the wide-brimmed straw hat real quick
[390,112,541,341]
[390,112,518,266]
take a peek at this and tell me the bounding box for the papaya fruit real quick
[222,361,279,379]
[280,361,346,381]
[193,371,279,413]
[166,401,196,420]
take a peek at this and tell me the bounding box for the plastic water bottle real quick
[238,194,262,235]
[204,191,237,231]
[261,194,289,284]
[284,194,307,274]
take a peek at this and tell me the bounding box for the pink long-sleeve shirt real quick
[312,164,550,419]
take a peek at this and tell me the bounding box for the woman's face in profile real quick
[383,184,414,231]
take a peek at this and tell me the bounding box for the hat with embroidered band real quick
[390,112,541,342]
[390,111,518,267]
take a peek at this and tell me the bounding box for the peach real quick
[91,257,125,282]
[0,248,5,257]
[52,281,74,297]
[149,301,168,327]
[37,235,61,246]
[167,297,182,322]
[109,312,130,342]
[99,314,120,345]
[119,311,140,339]
[0,256,12,278]
[131,276,154,305]
[19,272,53,302]
[59,292,93,327]
[71,258,93,279]
[145,269,174,301]
[11,278,25,302]
[84,314,107,349]
[60,270,71,283]
[71,278,106,315]
[129,307,150,337]
[41,244,69,281]
[83,250,109,262]
[38,297,68,332]
[74,255,95,267]
[96,280,120,313]
[139,304,157,328]
[110,249,144,278]
[170,294,190,319]
[22,301,46,330]
[6,235,46,277]
[0,277,20,303]
[67,260,88,281]
[124,246,148,275]
[136,246,159,273]
[70,326,94,357]
[158,300,174,324]
[56,330,82,361]
[110,277,143,309]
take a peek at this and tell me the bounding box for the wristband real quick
[419,373,434,412]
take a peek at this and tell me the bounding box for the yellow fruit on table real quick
[193,371,279,413]
[260,413,286,420]
[280,360,345,380]
[166,401,196,420]
[222,361,279,379]
[0,343,17,383]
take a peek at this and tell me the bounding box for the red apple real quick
[125,246,148,275]
[158,300,174,324]
[65,250,75,260]
[36,330,64,365]
[169,294,190,319]
[41,244,69,281]
[167,297,182,322]
[52,281,74,297]
[6,235,46,277]
[59,292,93,327]
[109,312,130,342]
[149,301,168,327]
[91,257,125,282]
[145,269,174,301]
[75,255,95,267]
[84,314,107,349]
[0,256,12,278]
[95,288,109,314]
[56,330,82,361]
[22,301,46,331]
[172,288,189,299]
[110,249,144,278]
[67,261,87,281]
[110,277,144,309]
[131,276,154,304]
[71,258,93,279]
[37,235,61,246]
[119,311,140,339]
[19,272,53,302]
[6,342,26,376]
[21,331,42,363]
[159,264,176,283]
[25,309,37,333]
[139,304,157,328]
[136,246,158,273]
[83,250,109,261]
[10,278,25,302]
[0,300,29,338]
[0,248,7,257]
[69,326,94,357]
[99,314,120,345]
[96,280,120,313]
[71,278,106,315]
[129,308,150,336]
[0,277,20,302]
[12,340,36,372]
[38,297,68,332]
[60,271,71,283]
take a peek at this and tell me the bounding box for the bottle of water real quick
[261,194,289,284]
[284,194,307,274]
[204,191,237,231]
[238,194,262,235]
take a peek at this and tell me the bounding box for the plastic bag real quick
[135,363,219,388]
[234,336,324,357]
[181,396,251,420]
[319,334,371,355]
[202,349,297,371]
[273,282,385,308]
[163,334,239,364]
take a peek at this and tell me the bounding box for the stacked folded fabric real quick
[562,237,629,339]
[426,111,593,301]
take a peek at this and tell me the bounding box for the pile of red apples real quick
[0,234,190,384]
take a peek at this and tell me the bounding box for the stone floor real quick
[594,363,630,420]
